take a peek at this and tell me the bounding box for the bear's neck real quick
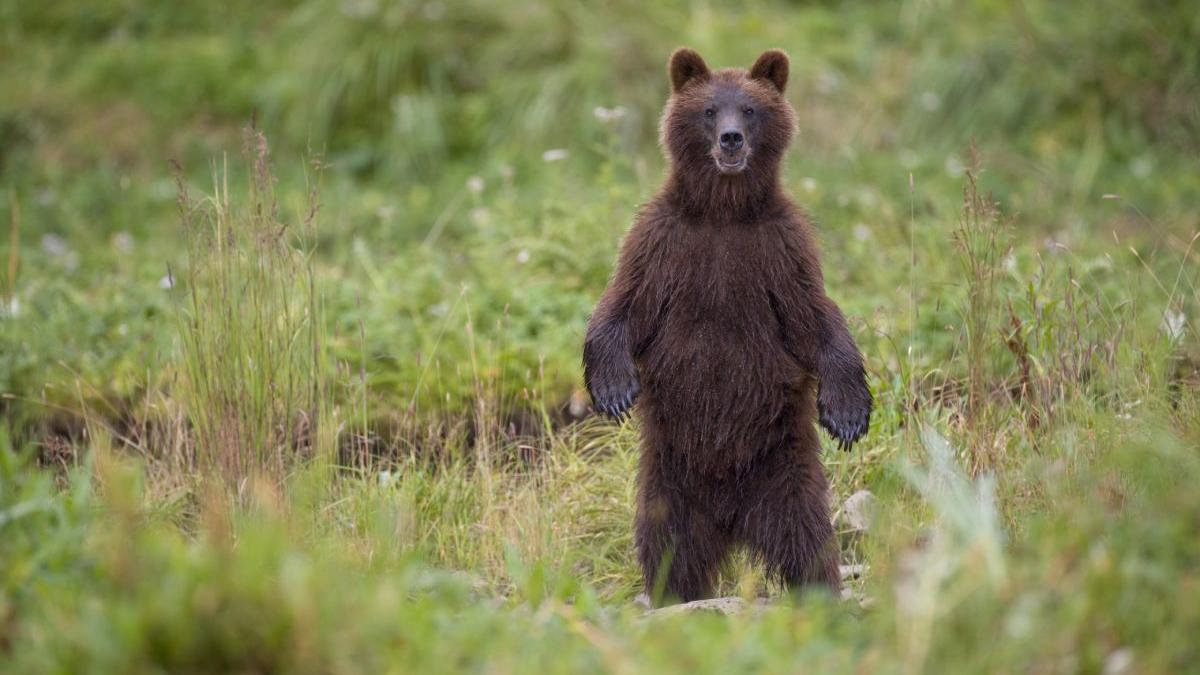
[662,162,782,222]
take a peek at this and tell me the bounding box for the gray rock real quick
[643,596,754,619]
[838,489,876,532]
[637,564,870,617]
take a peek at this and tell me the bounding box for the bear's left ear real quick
[749,49,789,94]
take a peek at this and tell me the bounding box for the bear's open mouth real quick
[714,155,748,175]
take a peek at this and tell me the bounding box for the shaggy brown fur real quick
[583,48,872,603]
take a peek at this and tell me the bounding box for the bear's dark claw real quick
[589,377,640,421]
[817,379,872,450]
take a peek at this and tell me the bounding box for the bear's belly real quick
[636,314,809,472]
[640,317,801,411]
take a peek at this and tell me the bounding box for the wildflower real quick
[1162,308,1186,342]
[112,231,135,253]
[944,155,966,177]
[592,105,627,122]
[41,233,68,257]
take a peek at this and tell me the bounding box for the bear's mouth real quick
[713,153,748,175]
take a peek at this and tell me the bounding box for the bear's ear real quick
[668,48,711,94]
[749,49,789,94]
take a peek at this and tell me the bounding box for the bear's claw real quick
[594,377,640,420]
[817,380,872,450]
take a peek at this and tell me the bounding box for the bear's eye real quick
[704,107,715,118]
[743,107,755,116]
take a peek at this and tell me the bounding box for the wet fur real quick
[583,49,872,603]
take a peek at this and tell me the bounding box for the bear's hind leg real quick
[636,498,728,604]
[635,456,729,604]
[737,446,841,594]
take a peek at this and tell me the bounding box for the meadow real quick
[2,1,1199,672]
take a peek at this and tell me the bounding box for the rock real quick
[637,564,870,617]
[838,489,876,532]
[633,592,652,610]
[568,390,591,419]
[642,596,754,619]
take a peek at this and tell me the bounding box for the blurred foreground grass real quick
[1,0,1199,672]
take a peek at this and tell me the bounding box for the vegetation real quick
[1,0,1198,672]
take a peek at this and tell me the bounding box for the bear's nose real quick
[719,130,744,152]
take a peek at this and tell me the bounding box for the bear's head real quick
[660,48,795,181]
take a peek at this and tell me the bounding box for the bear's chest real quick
[663,224,776,314]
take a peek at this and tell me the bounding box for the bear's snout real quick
[719,129,744,152]
[713,117,749,174]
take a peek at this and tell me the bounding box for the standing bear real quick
[583,48,872,603]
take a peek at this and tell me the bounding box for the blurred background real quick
[1,0,1197,444]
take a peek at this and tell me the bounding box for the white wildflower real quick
[815,69,841,95]
[41,233,68,257]
[112,231,134,253]
[338,0,378,18]
[593,105,627,122]
[1104,648,1134,675]
[1131,157,1153,178]
[542,148,569,162]
[422,1,445,20]
[944,154,966,177]
[1162,308,1186,342]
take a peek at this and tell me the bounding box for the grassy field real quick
[2,1,1199,672]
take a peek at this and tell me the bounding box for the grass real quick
[172,127,327,489]
[2,0,1200,672]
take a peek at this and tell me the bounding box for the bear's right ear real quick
[668,48,710,94]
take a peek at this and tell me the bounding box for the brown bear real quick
[583,48,872,603]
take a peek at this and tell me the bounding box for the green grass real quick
[2,0,1200,672]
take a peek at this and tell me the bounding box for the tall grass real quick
[951,169,1011,469]
[173,126,328,490]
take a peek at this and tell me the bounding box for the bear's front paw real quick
[590,371,641,420]
[817,378,872,450]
